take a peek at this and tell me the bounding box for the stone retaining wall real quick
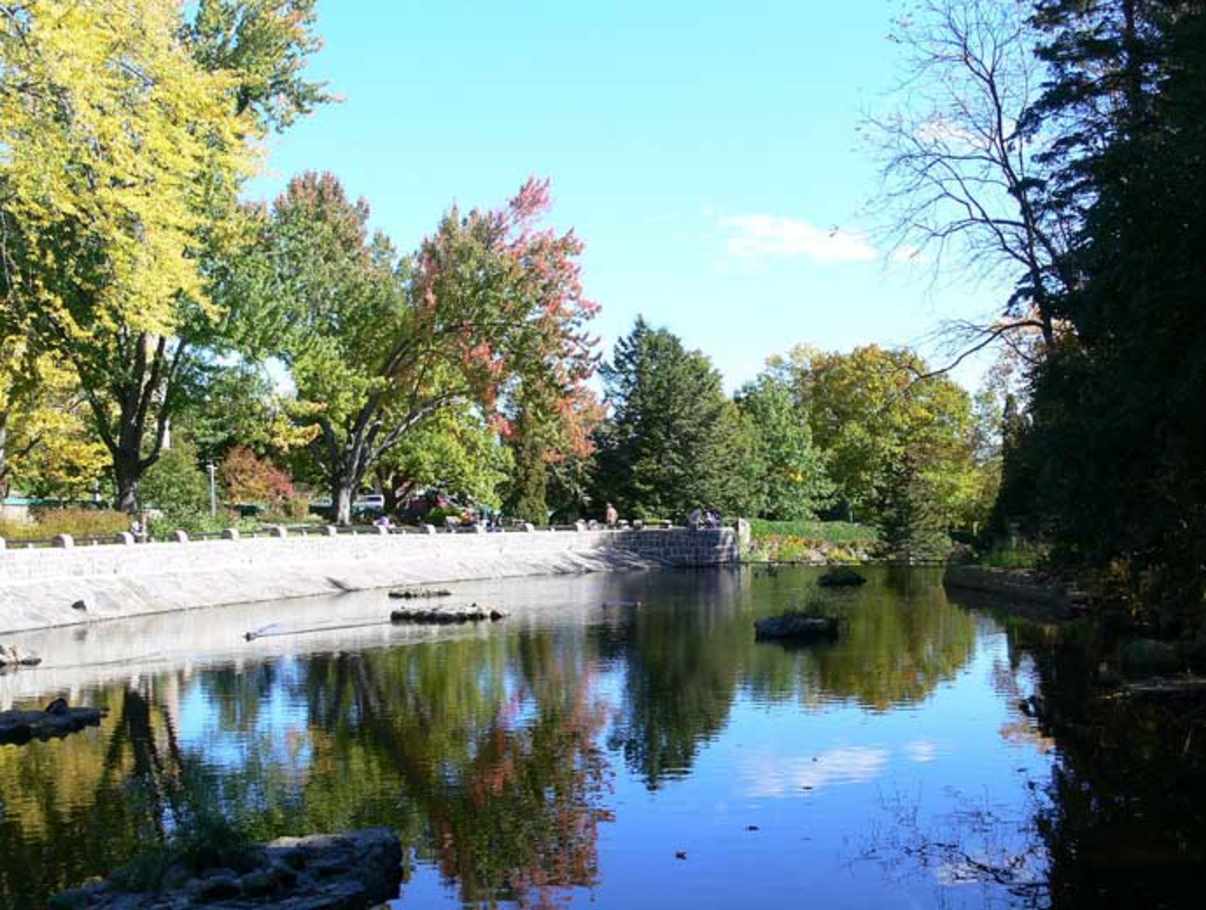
[0,526,741,634]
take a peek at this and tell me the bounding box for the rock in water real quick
[388,588,453,600]
[0,705,104,745]
[51,828,402,909]
[818,567,866,587]
[754,613,839,642]
[71,599,88,611]
[391,606,507,625]
[0,644,42,667]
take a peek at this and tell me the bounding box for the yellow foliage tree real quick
[0,338,108,499]
[0,0,326,510]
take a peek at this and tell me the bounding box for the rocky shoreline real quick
[51,828,402,910]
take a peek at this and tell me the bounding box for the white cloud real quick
[904,739,939,763]
[719,214,878,264]
[739,746,890,797]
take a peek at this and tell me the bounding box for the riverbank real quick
[0,526,742,635]
[942,564,1090,621]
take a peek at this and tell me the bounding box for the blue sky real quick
[247,0,1002,392]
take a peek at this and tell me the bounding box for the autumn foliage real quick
[219,446,296,509]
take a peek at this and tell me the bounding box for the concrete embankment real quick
[943,564,1087,618]
[0,526,741,634]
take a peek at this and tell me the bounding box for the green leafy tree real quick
[372,404,512,515]
[770,344,976,526]
[734,373,833,520]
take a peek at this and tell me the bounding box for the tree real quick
[594,318,758,519]
[504,380,604,524]
[250,174,599,524]
[771,344,977,526]
[371,404,512,516]
[219,446,296,510]
[877,450,952,563]
[0,0,327,512]
[507,409,551,526]
[866,0,1075,368]
[734,373,833,520]
[1013,0,1206,612]
[0,339,107,500]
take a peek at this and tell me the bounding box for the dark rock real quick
[388,588,452,600]
[0,705,104,745]
[72,599,88,611]
[391,606,505,626]
[240,869,275,897]
[0,643,42,667]
[189,871,241,901]
[754,613,839,643]
[51,828,400,909]
[817,567,866,588]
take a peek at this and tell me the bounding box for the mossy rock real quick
[818,567,866,587]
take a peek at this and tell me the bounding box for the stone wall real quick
[0,526,740,634]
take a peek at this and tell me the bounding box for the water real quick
[0,568,1095,907]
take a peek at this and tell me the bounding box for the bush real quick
[978,540,1048,569]
[140,441,210,513]
[148,508,256,540]
[219,446,296,511]
[0,507,130,541]
[425,505,472,527]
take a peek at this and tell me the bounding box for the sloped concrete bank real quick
[943,564,1088,619]
[0,527,741,634]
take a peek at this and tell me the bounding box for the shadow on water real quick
[0,568,1202,907]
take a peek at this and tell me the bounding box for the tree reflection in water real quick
[3,569,1203,908]
[290,632,613,908]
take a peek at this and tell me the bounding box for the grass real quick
[748,518,879,544]
[977,540,1047,569]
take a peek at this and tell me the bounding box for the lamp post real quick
[207,461,216,517]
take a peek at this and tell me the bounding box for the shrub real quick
[426,505,471,527]
[978,540,1047,569]
[140,441,210,513]
[0,507,130,541]
[148,508,255,540]
[219,446,296,510]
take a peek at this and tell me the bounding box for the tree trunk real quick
[114,451,141,513]
[333,480,354,526]
[0,420,8,498]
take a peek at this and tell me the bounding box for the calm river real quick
[1,566,1189,908]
